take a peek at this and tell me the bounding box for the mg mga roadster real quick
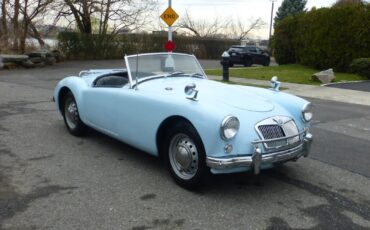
[54,53,313,189]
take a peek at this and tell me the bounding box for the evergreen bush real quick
[350,58,370,78]
[273,4,370,71]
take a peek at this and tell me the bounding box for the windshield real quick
[228,47,243,52]
[125,53,206,86]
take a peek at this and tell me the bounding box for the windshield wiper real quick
[165,72,204,79]
[190,73,204,78]
[166,71,185,77]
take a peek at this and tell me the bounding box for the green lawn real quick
[205,64,366,85]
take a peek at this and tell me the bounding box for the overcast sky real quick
[157,0,338,39]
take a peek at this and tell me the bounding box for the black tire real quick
[163,122,208,190]
[229,62,234,67]
[62,92,87,136]
[263,59,270,66]
[244,58,252,67]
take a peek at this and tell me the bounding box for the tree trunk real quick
[20,0,28,53]
[13,0,20,52]
[64,0,92,34]
[1,0,7,41]
[29,22,45,48]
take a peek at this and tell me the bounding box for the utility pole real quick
[269,0,277,46]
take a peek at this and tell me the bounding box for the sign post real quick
[160,0,179,52]
[168,0,172,42]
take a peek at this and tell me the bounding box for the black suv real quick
[226,45,270,67]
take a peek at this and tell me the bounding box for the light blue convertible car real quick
[54,53,313,189]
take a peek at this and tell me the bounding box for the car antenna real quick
[135,53,139,90]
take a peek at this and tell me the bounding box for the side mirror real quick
[184,83,199,101]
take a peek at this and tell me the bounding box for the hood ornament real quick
[270,76,281,91]
[184,83,199,101]
[273,118,284,126]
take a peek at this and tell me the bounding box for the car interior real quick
[93,72,129,87]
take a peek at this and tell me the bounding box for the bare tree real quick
[1,0,52,52]
[176,11,265,40]
[60,0,157,35]
[177,10,231,38]
[18,0,52,52]
[230,17,266,41]
[1,0,7,34]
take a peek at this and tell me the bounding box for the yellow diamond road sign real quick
[160,7,179,26]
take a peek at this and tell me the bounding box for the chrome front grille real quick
[258,125,285,139]
[256,116,300,149]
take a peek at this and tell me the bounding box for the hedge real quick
[273,4,370,71]
[57,32,237,60]
[350,58,370,78]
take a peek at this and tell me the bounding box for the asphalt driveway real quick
[325,81,370,92]
[0,61,370,230]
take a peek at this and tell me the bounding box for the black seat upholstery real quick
[94,75,128,87]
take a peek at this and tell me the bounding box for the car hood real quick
[141,77,275,112]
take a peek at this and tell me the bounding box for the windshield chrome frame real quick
[124,52,207,89]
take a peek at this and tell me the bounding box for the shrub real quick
[350,58,370,78]
[57,32,236,60]
[273,3,370,71]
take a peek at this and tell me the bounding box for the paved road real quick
[0,62,369,230]
[326,81,370,92]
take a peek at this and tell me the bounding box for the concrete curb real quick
[208,75,370,107]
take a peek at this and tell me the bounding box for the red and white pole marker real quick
[160,0,179,52]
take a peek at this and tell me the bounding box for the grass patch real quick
[205,64,367,85]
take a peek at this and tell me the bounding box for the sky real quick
[157,0,338,39]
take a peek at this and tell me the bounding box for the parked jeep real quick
[225,45,270,67]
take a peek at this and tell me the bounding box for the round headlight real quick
[220,116,240,140]
[302,103,313,122]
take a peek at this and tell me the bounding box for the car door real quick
[82,85,130,137]
[255,47,268,64]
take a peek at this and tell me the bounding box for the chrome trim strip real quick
[206,133,313,173]
[125,52,195,59]
[124,52,207,89]
[220,115,240,141]
[254,116,300,149]
[124,55,134,88]
[302,102,312,122]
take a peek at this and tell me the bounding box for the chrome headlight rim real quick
[302,102,313,122]
[220,116,240,140]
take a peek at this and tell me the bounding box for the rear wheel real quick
[164,122,208,190]
[229,62,234,67]
[62,92,86,136]
[263,59,270,66]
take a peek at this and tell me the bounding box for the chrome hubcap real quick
[169,134,199,180]
[65,99,78,129]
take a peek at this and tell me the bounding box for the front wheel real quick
[164,122,208,190]
[263,59,270,66]
[62,92,87,136]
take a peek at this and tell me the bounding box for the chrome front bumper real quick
[206,133,313,174]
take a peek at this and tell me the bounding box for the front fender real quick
[54,76,89,117]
